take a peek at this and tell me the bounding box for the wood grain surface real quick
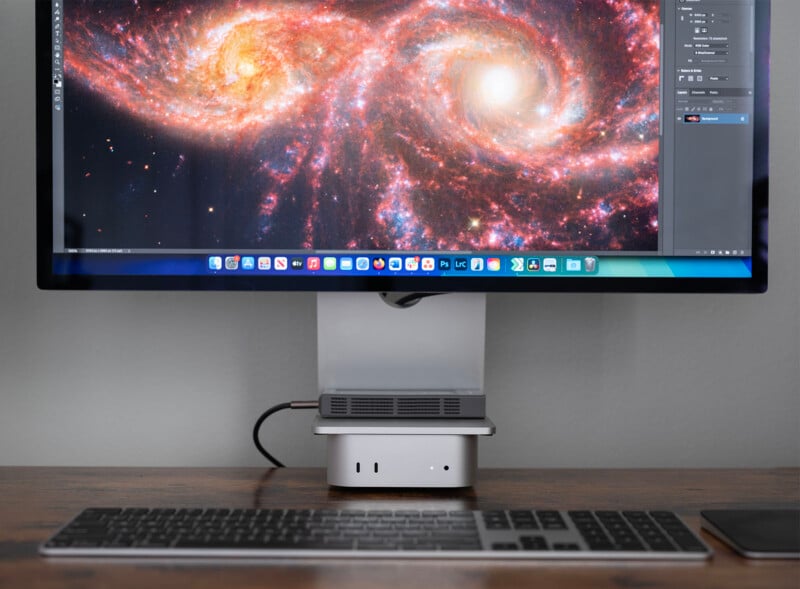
[0,467,797,589]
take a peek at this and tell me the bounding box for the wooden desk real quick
[0,467,797,589]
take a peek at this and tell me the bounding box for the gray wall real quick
[0,0,797,468]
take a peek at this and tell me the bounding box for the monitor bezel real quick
[35,0,769,294]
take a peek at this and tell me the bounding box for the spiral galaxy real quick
[64,0,661,252]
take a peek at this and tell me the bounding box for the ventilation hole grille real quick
[443,398,461,415]
[327,396,466,416]
[349,398,394,415]
[328,397,348,415]
[397,398,440,415]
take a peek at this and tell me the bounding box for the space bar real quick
[173,539,355,550]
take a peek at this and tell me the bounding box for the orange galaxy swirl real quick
[65,5,371,141]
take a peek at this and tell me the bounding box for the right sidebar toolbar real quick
[675,0,755,121]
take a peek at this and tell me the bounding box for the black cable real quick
[252,400,319,467]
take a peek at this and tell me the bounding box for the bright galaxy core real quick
[64,0,661,252]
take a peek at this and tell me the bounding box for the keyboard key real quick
[520,535,548,550]
[491,542,519,551]
[536,511,567,530]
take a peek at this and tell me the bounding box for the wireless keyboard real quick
[41,508,712,560]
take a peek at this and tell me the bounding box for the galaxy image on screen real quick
[62,0,660,252]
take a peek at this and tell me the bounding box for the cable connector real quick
[253,400,320,468]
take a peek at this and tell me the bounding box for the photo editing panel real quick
[42,0,767,285]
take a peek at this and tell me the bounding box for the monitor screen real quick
[36,0,769,292]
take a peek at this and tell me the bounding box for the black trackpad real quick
[701,510,800,559]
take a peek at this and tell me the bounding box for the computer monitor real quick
[35,0,771,480]
[37,0,769,295]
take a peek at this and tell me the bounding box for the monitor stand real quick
[315,292,494,488]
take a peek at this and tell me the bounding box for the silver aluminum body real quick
[314,417,495,488]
